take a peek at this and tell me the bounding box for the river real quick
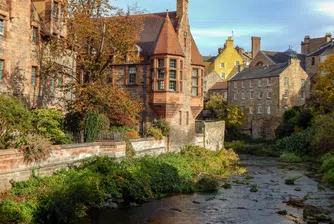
[81,155,334,224]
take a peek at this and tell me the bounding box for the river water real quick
[81,155,334,224]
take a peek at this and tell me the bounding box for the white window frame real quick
[250,91,254,99]
[267,78,271,86]
[285,77,289,86]
[284,89,289,99]
[257,105,262,114]
[233,82,237,89]
[258,79,262,87]
[242,80,245,88]
[221,73,225,79]
[249,80,253,88]
[301,91,305,100]
[267,91,271,99]
[0,19,5,35]
[267,105,271,115]
[258,91,262,99]
[242,92,245,100]
[301,79,305,87]
[220,63,225,68]
[249,106,253,115]
[233,93,237,100]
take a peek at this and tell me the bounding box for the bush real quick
[124,131,140,139]
[279,153,302,163]
[311,112,334,155]
[18,134,52,164]
[323,168,334,185]
[152,119,170,137]
[273,129,312,155]
[196,177,219,192]
[146,127,163,140]
[31,109,66,142]
[224,140,246,150]
[84,112,110,142]
[109,126,137,133]
[320,154,334,173]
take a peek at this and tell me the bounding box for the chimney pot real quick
[251,37,261,59]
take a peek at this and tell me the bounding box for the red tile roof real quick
[209,82,228,90]
[150,12,184,57]
[191,35,204,66]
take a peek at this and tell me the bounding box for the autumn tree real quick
[62,0,144,126]
[312,55,334,114]
[206,94,245,128]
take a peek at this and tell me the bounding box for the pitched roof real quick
[260,51,306,70]
[308,41,334,57]
[229,63,289,81]
[191,35,204,66]
[209,81,228,90]
[150,12,184,57]
[203,56,216,63]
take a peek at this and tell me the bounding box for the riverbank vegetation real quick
[0,145,243,224]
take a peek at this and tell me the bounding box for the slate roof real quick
[203,56,216,63]
[308,41,334,57]
[261,51,306,70]
[209,82,228,90]
[229,63,289,81]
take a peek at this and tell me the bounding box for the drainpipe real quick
[141,62,147,136]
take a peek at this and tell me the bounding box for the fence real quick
[72,131,124,143]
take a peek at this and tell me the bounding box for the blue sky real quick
[116,0,334,55]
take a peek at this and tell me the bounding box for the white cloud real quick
[191,26,284,39]
[313,1,334,17]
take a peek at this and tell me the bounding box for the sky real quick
[116,0,334,56]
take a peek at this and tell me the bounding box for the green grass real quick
[279,153,302,163]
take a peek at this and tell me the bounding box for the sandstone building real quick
[0,0,73,109]
[228,58,310,139]
[77,0,205,150]
[301,33,332,55]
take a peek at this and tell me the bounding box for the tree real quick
[205,94,244,128]
[73,82,142,127]
[313,55,334,113]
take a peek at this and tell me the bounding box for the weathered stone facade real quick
[228,59,310,139]
[301,33,332,55]
[204,71,223,96]
[0,0,73,109]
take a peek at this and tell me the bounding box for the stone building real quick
[301,33,332,55]
[228,58,310,139]
[207,81,228,99]
[83,0,205,151]
[0,0,73,109]
[304,39,334,83]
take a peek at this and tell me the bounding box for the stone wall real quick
[203,121,225,151]
[131,138,167,156]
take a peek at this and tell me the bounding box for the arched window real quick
[255,61,264,67]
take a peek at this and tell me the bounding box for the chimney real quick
[226,36,234,49]
[251,37,261,59]
[326,33,332,42]
[176,0,189,19]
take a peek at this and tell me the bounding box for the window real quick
[285,77,289,86]
[223,91,227,99]
[170,59,176,68]
[267,78,271,86]
[158,69,164,79]
[284,106,289,111]
[301,91,305,100]
[267,91,272,99]
[242,81,245,88]
[221,73,225,79]
[258,79,262,87]
[60,7,65,21]
[267,106,271,115]
[301,79,305,87]
[53,2,58,19]
[57,73,62,88]
[250,91,254,99]
[50,74,55,89]
[234,82,237,89]
[204,81,207,90]
[151,82,154,91]
[236,61,240,66]
[180,60,183,69]
[258,91,262,99]
[186,111,189,125]
[257,105,262,114]
[169,81,176,91]
[128,67,136,84]
[220,63,225,68]
[151,71,154,79]
[0,60,3,81]
[242,92,245,100]
[192,69,199,96]
[31,67,37,86]
[0,19,4,35]
[233,93,237,100]
[158,80,164,90]
[32,27,38,44]
[179,111,182,125]
[284,89,289,99]
[158,59,164,68]
[249,106,253,115]
[249,80,253,88]
[169,70,176,79]
[311,57,315,66]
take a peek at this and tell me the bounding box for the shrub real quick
[224,140,245,150]
[124,131,140,139]
[273,129,312,155]
[146,127,163,140]
[279,153,302,163]
[320,154,334,173]
[323,168,334,185]
[311,112,334,155]
[0,199,36,224]
[152,119,170,137]
[18,134,52,164]
[196,177,219,192]
[53,133,73,145]
[109,126,137,133]
[84,112,110,142]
